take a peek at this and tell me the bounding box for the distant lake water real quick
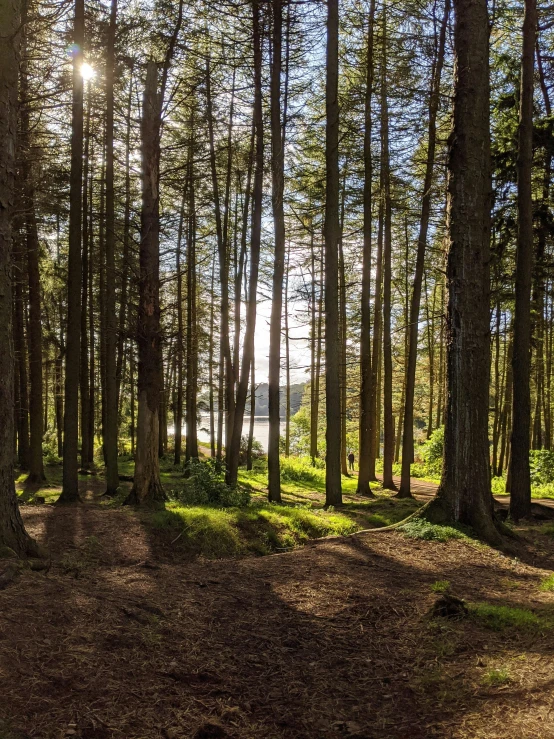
[169,415,271,452]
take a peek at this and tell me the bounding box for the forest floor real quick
[1,464,554,738]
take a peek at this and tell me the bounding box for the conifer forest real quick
[2,0,554,734]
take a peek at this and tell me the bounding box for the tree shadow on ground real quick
[4,503,554,738]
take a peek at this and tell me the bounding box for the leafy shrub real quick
[176,459,251,507]
[280,456,325,484]
[42,429,61,465]
[421,426,444,476]
[239,435,265,465]
[530,450,554,485]
[400,518,467,542]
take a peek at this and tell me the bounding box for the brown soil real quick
[1,503,554,739]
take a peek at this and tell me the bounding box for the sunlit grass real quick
[540,574,554,592]
[148,501,359,557]
[482,667,511,687]
[470,602,554,632]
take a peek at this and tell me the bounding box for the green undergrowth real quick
[469,602,554,632]
[491,475,554,500]
[145,492,423,558]
[540,574,554,592]
[147,502,360,557]
[400,519,470,542]
[482,667,511,687]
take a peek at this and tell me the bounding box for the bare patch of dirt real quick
[0,505,554,738]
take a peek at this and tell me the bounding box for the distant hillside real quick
[253,383,305,417]
[198,382,306,417]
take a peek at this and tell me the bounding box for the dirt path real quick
[1,504,554,739]
[380,475,554,509]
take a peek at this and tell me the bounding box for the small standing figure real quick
[347,451,355,472]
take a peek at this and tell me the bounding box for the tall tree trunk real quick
[227,0,263,487]
[86,137,96,465]
[98,142,107,465]
[381,16,395,491]
[424,0,500,542]
[357,0,377,495]
[209,254,216,457]
[206,56,234,464]
[368,197,384,477]
[309,226,319,465]
[313,242,324,462]
[185,131,199,461]
[130,346,135,455]
[59,0,85,504]
[80,86,92,470]
[398,0,449,497]
[247,358,255,470]
[268,0,286,503]
[103,0,120,494]
[174,182,187,466]
[492,300,503,475]
[0,0,40,554]
[116,71,134,409]
[124,62,165,506]
[395,220,410,464]
[284,245,291,457]
[436,278,445,427]
[499,337,513,478]
[158,349,167,457]
[324,0,342,506]
[426,276,436,439]
[510,0,536,520]
[339,168,348,476]
[14,244,30,470]
[20,32,45,484]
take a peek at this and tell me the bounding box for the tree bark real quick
[424,0,500,543]
[20,28,45,484]
[510,0,536,520]
[124,62,165,506]
[59,0,85,504]
[324,0,342,506]
[226,0,263,487]
[209,254,216,457]
[0,0,40,555]
[268,0,286,503]
[174,181,187,465]
[103,0,119,494]
[116,69,134,409]
[185,129,198,461]
[398,0,449,497]
[380,15,395,491]
[206,56,234,464]
[357,0,377,495]
[80,85,92,470]
[14,243,30,470]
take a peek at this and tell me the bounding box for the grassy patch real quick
[146,501,360,558]
[491,475,554,499]
[399,519,468,542]
[482,667,511,687]
[531,484,554,500]
[540,574,554,592]
[431,580,451,594]
[470,602,553,632]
